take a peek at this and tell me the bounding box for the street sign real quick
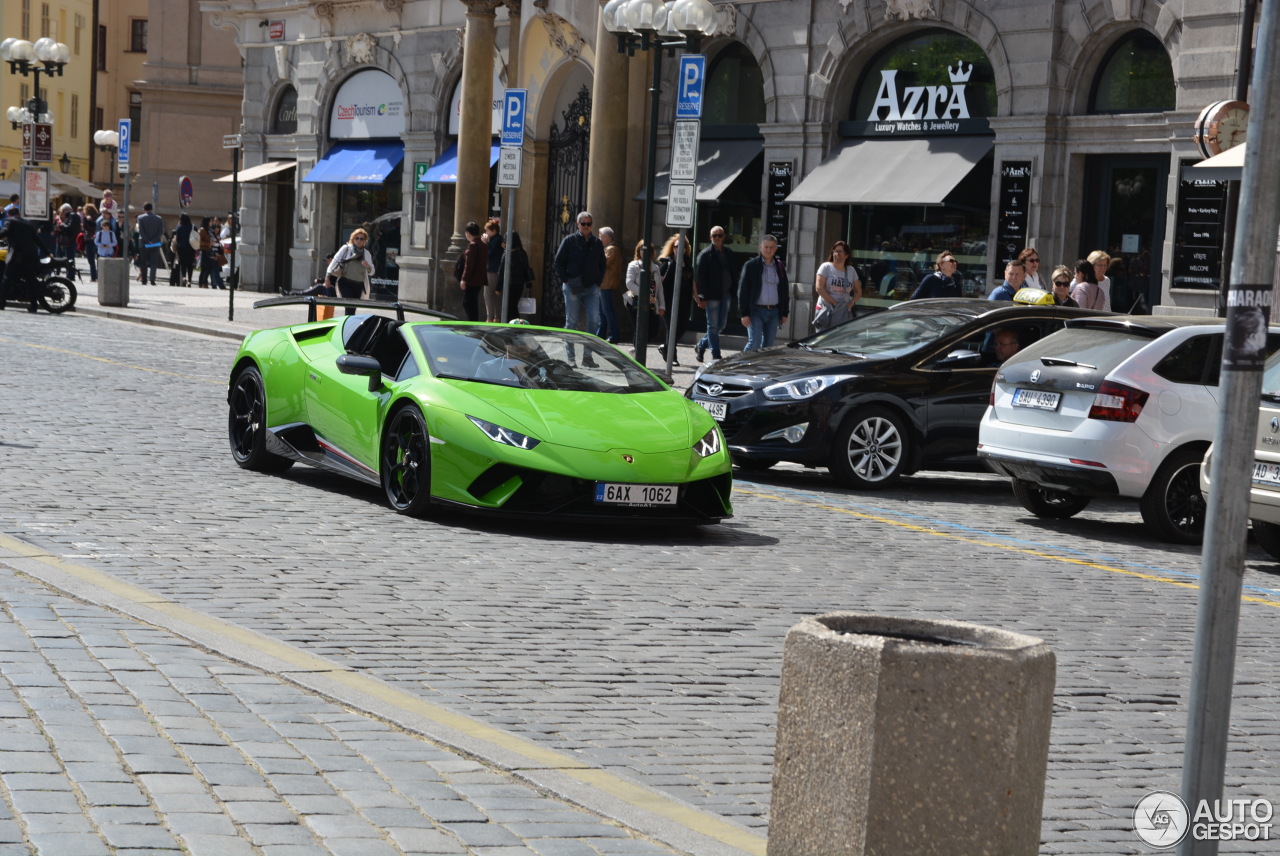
[671,119,701,184]
[117,119,131,174]
[180,175,194,208]
[665,183,695,227]
[32,123,52,163]
[501,89,527,146]
[497,146,522,188]
[20,124,32,161]
[223,134,242,149]
[414,161,430,191]
[675,55,706,119]
[20,166,49,220]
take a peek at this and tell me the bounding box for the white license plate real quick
[595,483,678,506]
[695,399,727,421]
[1012,388,1062,411]
[1252,462,1280,485]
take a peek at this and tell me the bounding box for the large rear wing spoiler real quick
[252,296,458,323]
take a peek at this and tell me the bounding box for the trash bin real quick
[768,613,1056,856]
[98,257,129,307]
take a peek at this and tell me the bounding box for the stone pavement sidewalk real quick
[0,560,686,856]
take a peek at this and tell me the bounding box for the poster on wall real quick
[1172,165,1228,291]
[20,165,49,221]
[766,161,793,259]
[996,161,1031,263]
[328,69,406,140]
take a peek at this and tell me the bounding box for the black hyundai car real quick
[687,299,1111,488]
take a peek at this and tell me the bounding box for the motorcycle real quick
[0,247,78,313]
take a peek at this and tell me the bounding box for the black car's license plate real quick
[695,399,727,420]
[595,483,677,506]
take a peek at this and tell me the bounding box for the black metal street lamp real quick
[603,0,716,367]
[58,151,70,175]
[1,37,70,166]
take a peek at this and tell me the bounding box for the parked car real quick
[228,309,733,523]
[687,298,1108,488]
[1199,349,1280,560]
[979,316,1280,543]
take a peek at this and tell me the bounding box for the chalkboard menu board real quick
[996,161,1031,263]
[1172,165,1228,291]
[766,161,793,259]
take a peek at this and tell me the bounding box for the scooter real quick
[0,247,78,313]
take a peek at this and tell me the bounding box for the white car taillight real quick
[1088,380,1149,423]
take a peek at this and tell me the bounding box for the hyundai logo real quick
[706,383,723,396]
[1030,369,1041,383]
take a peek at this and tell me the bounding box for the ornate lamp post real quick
[93,129,119,191]
[603,0,716,367]
[1,37,70,166]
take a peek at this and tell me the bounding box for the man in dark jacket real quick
[552,211,606,342]
[459,221,488,322]
[693,225,736,361]
[737,234,789,351]
[0,212,43,312]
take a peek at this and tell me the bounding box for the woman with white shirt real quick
[324,228,374,316]
[814,240,861,330]
[624,241,665,351]
[1087,250,1112,312]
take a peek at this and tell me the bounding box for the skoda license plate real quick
[595,483,677,507]
[1012,388,1061,411]
[696,399,727,421]
[1252,462,1280,486]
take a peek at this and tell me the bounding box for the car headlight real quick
[761,375,855,401]
[467,415,541,450]
[694,427,722,458]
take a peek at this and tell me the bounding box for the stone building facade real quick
[199,0,1252,326]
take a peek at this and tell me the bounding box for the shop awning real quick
[636,139,764,202]
[786,136,994,207]
[1186,144,1245,181]
[48,171,104,198]
[302,141,404,184]
[420,142,502,183]
[214,161,297,183]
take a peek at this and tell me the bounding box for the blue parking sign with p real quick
[675,55,706,119]
[502,90,527,146]
[117,118,132,169]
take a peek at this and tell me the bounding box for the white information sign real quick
[665,183,696,228]
[671,120,701,184]
[20,166,50,221]
[496,146,522,188]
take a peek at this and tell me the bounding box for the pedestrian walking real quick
[1069,258,1105,309]
[909,251,963,299]
[552,211,606,341]
[136,203,165,285]
[738,234,789,352]
[1087,250,1113,311]
[625,240,665,349]
[500,231,534,322]
[324,228,374,316]
[174,214,196,286]
[198,217,225,289]
[482,219,505,322]
[597,226,623,343]
[458,221,487,322]
[54,203,81,276]
[92,218,118,269]
[693,225,736,362]
[658,233,693,363]
[82,203,100,281]
[813,240,861,331]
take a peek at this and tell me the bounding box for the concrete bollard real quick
[768,613,1056,856]
[98,257,129,307]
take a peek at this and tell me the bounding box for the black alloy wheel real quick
[1011,479,1091,519]
[228,366,293,472]
[381,405,435,517]
[1140,446,1207,544]
[829,405,908,489]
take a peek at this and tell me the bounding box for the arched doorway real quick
[541,84,592,326]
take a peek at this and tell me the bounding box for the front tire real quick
[381,405,435,517]
[38,276,76,313]
[228,366,293,473]
[1011,479,1090,518]
[829,406,909,489]
[1252,520,1280,561]
[1140,446,1207,544]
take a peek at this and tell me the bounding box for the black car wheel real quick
[1011,479,1090,519]
[1252,520,1280,561]
[382,405,435,517]
[1139,446,1207,544]
[228,366,294,473]
[830,406,908,489]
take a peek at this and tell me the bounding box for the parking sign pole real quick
[1179,4,1280,852]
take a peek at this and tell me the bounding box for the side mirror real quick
[337,354,384,392]
[936,349,984,368]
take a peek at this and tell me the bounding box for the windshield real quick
[803,306,976,358]
[413,325,666,393]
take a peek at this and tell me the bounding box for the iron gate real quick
[541,85,592,326]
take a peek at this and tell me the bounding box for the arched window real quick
[851,29,996,121]
[704,43,765,125]
[1089,30,1174,114]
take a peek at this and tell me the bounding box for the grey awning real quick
[786,136,994,207]
[1183,144,1244,181]
[215,161,297,183]
[48,171,104,198]
[637,138,763,202]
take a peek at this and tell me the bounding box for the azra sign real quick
[868,61,974,122]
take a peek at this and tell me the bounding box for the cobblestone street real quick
[1,301,1278,853]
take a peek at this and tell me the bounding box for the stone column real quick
[586,1,630,238]
[453,0,501,253]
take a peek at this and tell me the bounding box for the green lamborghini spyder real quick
[227,308,732,523]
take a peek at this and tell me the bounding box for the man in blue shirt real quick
[988,260,1026,301]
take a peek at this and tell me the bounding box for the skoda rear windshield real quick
[804,306,976,358]
[1005,327,1153,372]
[413,324,665,393]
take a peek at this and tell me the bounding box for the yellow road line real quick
[0,335,224,385]
[0,533,766,855]
[734,486,1280,610]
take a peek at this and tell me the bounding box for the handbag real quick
[517,286,536,315]
[213,249,228,267]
